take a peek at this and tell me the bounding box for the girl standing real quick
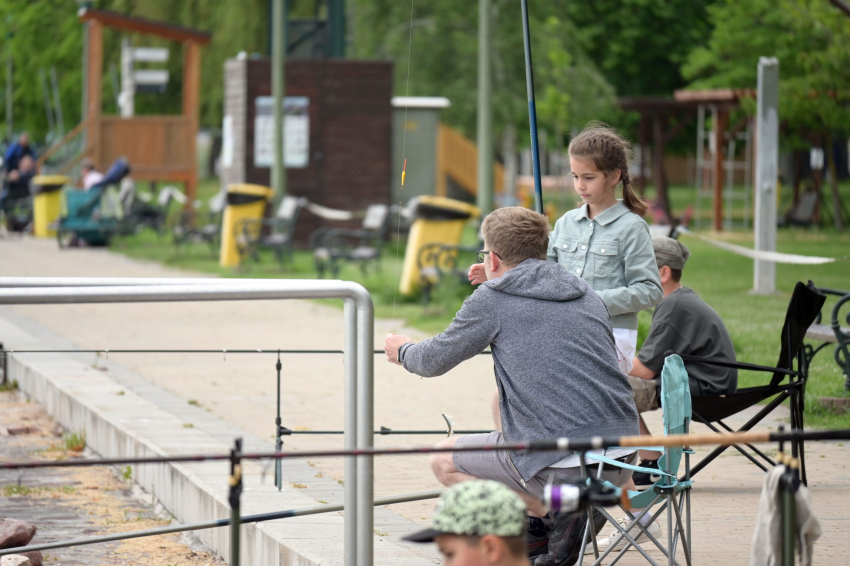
[471,123,661,369]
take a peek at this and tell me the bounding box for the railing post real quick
[344,299,358,564]
[228,438,243,566]
[356,294,374,566]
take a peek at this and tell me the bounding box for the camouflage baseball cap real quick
[403,480,526,543]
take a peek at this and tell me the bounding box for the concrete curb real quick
[0,311,438,566]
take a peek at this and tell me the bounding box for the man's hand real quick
[385,333,414,366]
[468,263,487,285]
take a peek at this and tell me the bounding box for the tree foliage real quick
[352,0,616,146]
[683,0,850,139]
[559,0,717,97]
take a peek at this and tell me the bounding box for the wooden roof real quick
[78,8,212,44]
[618,97,697,111]
[673,88,755,104]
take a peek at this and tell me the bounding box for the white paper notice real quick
[254,96,309,168]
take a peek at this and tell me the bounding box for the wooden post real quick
[182,40,201,204]
[86,20,103,168]
[652,114,671,221]
[712,107,728,232]
[638,113,649,195]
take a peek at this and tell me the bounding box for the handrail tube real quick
[0,277,315,287]
[0,279,373,566]
[0,489,443,557]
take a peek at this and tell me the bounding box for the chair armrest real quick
[669,351,800,378]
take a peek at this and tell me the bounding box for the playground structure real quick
[35,9,211,203]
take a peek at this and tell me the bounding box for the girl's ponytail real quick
[620,169,647,216]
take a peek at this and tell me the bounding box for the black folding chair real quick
[676,280,825,485]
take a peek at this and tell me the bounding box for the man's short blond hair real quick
[481,207,550,267]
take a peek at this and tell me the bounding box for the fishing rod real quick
[280,413,488,437]
[3,428,848,471]
[1,348,494,356]
[0,489,446,556]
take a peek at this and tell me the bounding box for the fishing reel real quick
[543,477,626,514]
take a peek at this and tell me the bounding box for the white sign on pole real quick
[132,47,169,63]
[254,96,309,168]
[133,69,170,86]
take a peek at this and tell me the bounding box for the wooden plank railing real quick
[36,117,93,171]
[436,123,504,197]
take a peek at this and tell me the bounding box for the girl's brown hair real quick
[568,122,647,216]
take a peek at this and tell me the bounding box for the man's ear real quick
[658,265,670,284]
[488,252,501,272]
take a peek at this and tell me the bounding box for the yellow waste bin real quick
[399,195,480,295]
[32,175,70,238]
[219,184,274,267]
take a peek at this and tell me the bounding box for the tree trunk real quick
[826,133,845,230]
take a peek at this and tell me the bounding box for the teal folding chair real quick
[578,354,693,566]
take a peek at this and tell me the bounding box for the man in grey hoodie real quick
[385,207,639,565]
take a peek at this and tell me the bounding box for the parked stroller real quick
[57,157,131,248]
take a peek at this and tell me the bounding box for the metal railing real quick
[0,277,373,566]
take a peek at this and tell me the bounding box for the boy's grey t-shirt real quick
[638,287,737,395]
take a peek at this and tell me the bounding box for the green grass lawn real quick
[112,179,850,428]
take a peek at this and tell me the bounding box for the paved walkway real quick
[0,390,227,566]
[1,237,849,564]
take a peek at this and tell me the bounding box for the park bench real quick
[418,239,480,304]
[172,191,226,253]
[236,195,307,265]
[311,204,394,278]
[805,287,850,390]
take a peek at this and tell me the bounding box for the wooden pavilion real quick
[38,9,211,202]
[621,89,754,231]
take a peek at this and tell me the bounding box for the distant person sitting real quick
[0,154,36,212]
[79,158,105,190]
[628,236,738,484]
[3,132,33,175]
[403,480,530,566]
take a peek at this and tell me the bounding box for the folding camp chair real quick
[679,280,825,485]
[577,354,693,566]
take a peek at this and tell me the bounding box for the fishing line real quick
[391,0,416,323]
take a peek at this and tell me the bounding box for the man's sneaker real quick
[526,515,549,559]
[586,516,663,553]
[631,459,662,487]
[534,509,606,566]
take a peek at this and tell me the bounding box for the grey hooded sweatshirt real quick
[399,258,639,482]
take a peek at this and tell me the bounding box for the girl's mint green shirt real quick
[548,200,662,330]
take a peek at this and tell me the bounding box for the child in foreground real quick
[403,480,530,566]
